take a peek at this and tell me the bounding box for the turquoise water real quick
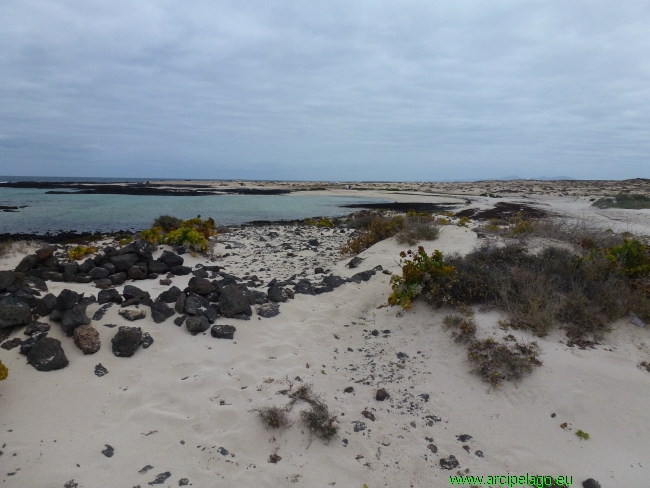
[0,188,387,234]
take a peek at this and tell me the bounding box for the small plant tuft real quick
[575,429,590,440]
[68,245,97,261]
[251,405,291,428]
[0,360,8,381]
[300,402,339,440]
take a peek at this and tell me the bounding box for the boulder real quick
[188,277,215,295]
[159,250,184,268]
[118,309,146,321]
[256,302,280,318]
[109,272,127,286]
[111,326,143,357]
[0,297,33,328]
[157,286,181,304]
[151,301,175,323]
[73,325,101,354]
[102,262,116,274]
[308,239,319,247]
[219,285,252,318]
[211,324,236,339]
[246,289,267,305]
[0,270,22,291]
[35,246,55,260]
[186,315,210,335]
[98,288,122,305]
[192,268,209,278]
[349,269,376,283]
[147,259,169,274]
[294,279,315,295]
[62,263,78,282]
[170,265,191,276]
[123,285,150,302]
[75,276,94,284]
[43,271,64,282]
[203,304,218,323]
[268,286,290,303]
[111,253,139,272]
[27,337,69,371]
[127,263,148,280]
[56,289,80,310]
[27,276,48,292]
[15,254,39,273]
[323,275,345,288]
[94,278,112,289]
[60,304,91,336]
[78,258,96,274]
[49,309,64,322]
[175,293,186,314]
[184,296,203,316]
[89,267,110,280]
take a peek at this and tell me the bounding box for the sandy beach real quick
[1,187,649,488]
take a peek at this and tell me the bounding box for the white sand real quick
[1,194,649,487]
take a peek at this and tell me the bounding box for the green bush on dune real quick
[592,193,650,209]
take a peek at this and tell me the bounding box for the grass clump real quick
[251,405,291,428]
[592,193,650,209]
[68,245,97,261]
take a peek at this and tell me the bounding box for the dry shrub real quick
[251,405,291,428]
[443,314,477,344]
[467,338,542,388]
[300,403,339,440]
[395,217,440,245]
[341,216,405,255]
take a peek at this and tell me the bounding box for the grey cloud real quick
[0,0,648,180]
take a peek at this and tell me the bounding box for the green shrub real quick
[0,360,7,381]
[68,245,97,261]
[152,215,183,232]
[138,216,217,252]
[163,227,208,251]
[605,238,650,277]
[592,194,650,209]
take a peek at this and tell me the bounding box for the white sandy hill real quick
[0,197,649,488]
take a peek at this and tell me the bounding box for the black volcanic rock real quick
[27,337,69,371]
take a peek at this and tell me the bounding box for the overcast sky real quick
[0,1,648,181]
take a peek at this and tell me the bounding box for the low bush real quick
[395,217,440,246]
[304,217,337,228]
[467,338,542,387]
[153,215,183,232]
[0,360,7,381]
[68,245,97,261]
[390,242,650,339]
[341,216,405,255]
[592,193,650,209]
[137,216,217,252]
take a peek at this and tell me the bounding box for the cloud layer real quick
[1,1,649,180]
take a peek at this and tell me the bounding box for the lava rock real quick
[159,250,184,267]
[128,263,148,280]
[219,285,252,318]
[175,293,186,314]
[111,326,143,357]
[211,324,236,339]
[343,386,354,393]
[78,258,96,274]
[174,315,186,327]
[148,472,171,485]
[439,455,459,470]
[147,259,169,274]
[56,289,80,310]
[186,315,210,335]
[62,263,78,282]
[256,302,280,318]
[0,270,22,291]
[183,296,203,316]
[171,265,191,276]
[89,267,110,280]
[0,297,32,328]
[101,445,114,457]
[98,288,122,305]
[349,270,376,283]
[582,480,601,488]
[375,388,390,401]
[294,279,315,295]
[73,325,101,354]
[347,256,364,268]
[142,332,154,348]
[268,286,290,303]
[188,277,215,295]
[25,321,50,336]
[92,303,112,321]
[94,363,109,377]
[94,278,113,289]
[123,285,150,302]
[109,272,127,286]
[15,254,39,273]
[26,337,69,371]
[101,262,116,274]
[1,337,22,350]
[33,293,57,317]
[323,275,345,288]
[308,239,319,247]
[35,246,55,260]
[61,304,91,336]
[111,253,139,272]
[151,301,175,324]
[118,308,146,321]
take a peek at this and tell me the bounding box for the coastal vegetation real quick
[137,216,217,252]
[68,245,98,261]
[592,193,650,209]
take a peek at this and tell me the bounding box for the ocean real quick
[0,187,387,234]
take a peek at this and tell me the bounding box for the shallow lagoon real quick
[0,188,387,234]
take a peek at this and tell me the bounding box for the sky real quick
[0,1,648,181]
